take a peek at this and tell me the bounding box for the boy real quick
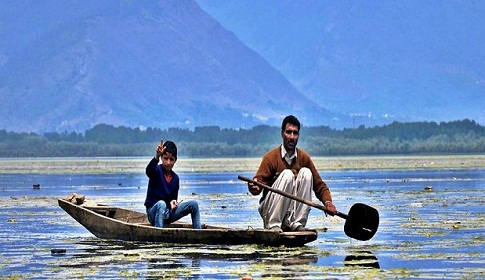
[144,140,201,229]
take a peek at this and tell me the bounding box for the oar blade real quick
[344,203,379,241]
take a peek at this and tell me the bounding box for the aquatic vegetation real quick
[0,157,484,278]
[0,155,484,174]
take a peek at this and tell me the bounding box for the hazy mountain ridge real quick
[0,0,338,133]
[196,0,485,125]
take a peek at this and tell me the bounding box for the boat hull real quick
[58,199,317,246]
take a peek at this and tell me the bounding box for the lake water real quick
[1,157,484,279]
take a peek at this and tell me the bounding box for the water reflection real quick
[344,251,380,269]
[1,165,484,279]
[57,239,322,278]
[147,257,196,270]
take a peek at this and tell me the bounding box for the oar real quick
[238,175,379,241]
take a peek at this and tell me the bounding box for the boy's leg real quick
[147,200,168,228]
[169,200,201,229]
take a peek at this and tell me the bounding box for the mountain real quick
[196,0,485,126]
[0,0,341,133]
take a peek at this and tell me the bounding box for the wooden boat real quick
[58,198,318,246]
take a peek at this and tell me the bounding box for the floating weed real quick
[473,236,485,242]
[1,158,484,279]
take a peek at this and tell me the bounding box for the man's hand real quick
[248,178,261,195]
[324,201,337,216]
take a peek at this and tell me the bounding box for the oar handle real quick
[238,175,347,219]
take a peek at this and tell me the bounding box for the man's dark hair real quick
[163,141,178,158]
[281,115,301,131]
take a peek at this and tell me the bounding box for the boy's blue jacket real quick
[144,157,179,210]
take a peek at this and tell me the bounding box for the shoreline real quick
[0,154,483,174]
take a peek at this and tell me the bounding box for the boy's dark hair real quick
[163,141,178,158]
[281,115,301,131]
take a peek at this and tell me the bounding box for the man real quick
[144,140,201,229]
[248,115,337,232]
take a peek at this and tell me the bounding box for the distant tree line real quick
[0,119,484,157]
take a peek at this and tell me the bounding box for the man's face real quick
[281,123,299,152]
[161,152,177,172]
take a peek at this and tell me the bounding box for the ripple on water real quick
[1,161,484,279]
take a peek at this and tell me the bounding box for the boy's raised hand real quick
[156,139,165,159]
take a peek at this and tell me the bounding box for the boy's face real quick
[161,151,177,172]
